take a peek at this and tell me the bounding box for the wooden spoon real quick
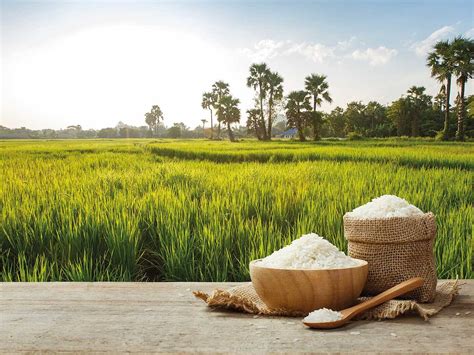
[303,277,424,329]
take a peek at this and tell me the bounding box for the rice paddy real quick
[1,139,472,281]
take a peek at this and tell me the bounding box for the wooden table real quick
[1,281,472,353]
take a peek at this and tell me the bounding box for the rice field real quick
[1,139,472,281]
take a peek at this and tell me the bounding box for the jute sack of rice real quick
[344,195,437,303]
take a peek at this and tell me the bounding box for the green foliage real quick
[246,63,284,140]
[1,139,473,281]
[285,91,312,141]
[304,74,332,140]
[216,94,241,141]
[145,105,163,136]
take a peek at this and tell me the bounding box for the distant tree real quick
[305,74,332,140]
[406,86,432,136]
[77,129,98,139]
[420,103,444,137]
[365,101,391,137]
[247,63,270,140]
[427,40,455,140]
[167,122,188,139]
[216,95,240,142]
[200,119,207,137]
[387,98,411,136]
[145,105,163,137]
[98,127,118,138]
[344,101,367,136]
[119,127,143,138]
[452,37,474,141]
[211,81,230,139]
[246,108,265,140]
[285,90,311,141]
[201,92,216,139]
[266,71,284,139]
[325,107,346,138]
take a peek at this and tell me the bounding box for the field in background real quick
[1,139,472,281]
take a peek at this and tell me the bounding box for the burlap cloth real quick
[194,280,459,320]
[345,213,437,302]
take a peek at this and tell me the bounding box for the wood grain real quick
[0,281,472,353]
[250,259,368,313]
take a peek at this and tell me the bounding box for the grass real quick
[1,139,472,281]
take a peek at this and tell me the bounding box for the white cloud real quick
[411,26,454,56]
[285,42,335,63]
[465,28,474,38]
[336,36,357,51]
[351,46,398,65]
[240,37,358,63]
[239,39,289,61]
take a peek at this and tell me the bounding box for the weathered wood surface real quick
[1,281,472,353]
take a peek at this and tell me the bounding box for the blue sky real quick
[1,0,473,130]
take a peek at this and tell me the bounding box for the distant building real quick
[277,128,298,139]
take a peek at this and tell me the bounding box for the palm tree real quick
[427,40,454,140]
[216,95,240,142]
[247,63,270,140]
[452,36,474,141]
[304,74,332,140]
[266,71,284,139]
[200,119,207,137]
[144,105,163,137]
[212,81,230,139]
[285,90,312,141]
[201,92,216,139]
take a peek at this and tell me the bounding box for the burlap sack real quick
[344,212,437,303]
[194,280,458,320]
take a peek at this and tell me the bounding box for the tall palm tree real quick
[304,74,332,140]
[247,63,270,140]
[212,81,230,139]
[201,92,216,139]
[285,90,312,141]
[427,40,454,140]
[266,71,284,139]
[216,95,240,142]
[452,36,474,141]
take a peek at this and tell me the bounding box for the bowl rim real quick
[249,258,368,271]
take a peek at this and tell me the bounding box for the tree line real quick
[2,38,471,141]
[0,122,225,139]
[189,36,473,142]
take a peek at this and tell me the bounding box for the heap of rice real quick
[345,195,424,219]
[304,308,343,323]
[258,233,360,269]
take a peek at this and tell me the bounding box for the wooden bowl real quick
[249,259,368,313]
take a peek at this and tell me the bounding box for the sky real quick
[1,0,473,130]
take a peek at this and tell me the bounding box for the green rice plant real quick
[0,139,472,281]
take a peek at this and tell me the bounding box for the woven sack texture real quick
[344,212,437,302]
[194,280,458,320]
